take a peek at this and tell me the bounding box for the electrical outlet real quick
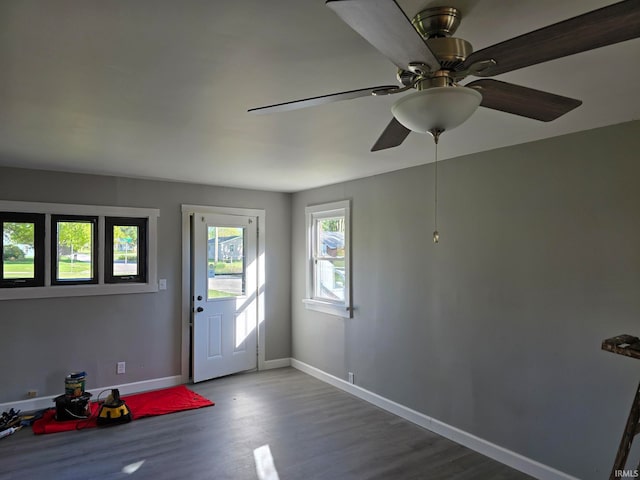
[348,372,354,384]
[117,361,126,374]
[27,390,38,398]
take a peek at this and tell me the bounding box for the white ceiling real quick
[0,0,638,192]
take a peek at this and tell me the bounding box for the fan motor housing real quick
[396,36,472,86]
[412,7,472,70]
[426,37,473,70]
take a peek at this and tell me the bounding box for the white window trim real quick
[304,200,352,318]
[0,200,159,300]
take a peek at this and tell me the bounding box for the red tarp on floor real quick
[32,385,214,434]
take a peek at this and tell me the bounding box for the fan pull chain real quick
[431,129,442,244]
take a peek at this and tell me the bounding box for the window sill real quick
[303,298,352,318]
[0,282,158,301]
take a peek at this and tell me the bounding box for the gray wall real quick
[0,167,291,402]
[291,120,640,480]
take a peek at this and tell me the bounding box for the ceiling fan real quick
[248,0,640,151]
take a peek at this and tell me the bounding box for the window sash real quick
[1,212,45,288]
[104,217,148,284]
[311,213,346,302]
[51,215,98,285]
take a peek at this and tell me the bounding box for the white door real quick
[192,213,258,382]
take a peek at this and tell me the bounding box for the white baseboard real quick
[291,359,579,480]
[262,357,292,370]
[0,375,183,413]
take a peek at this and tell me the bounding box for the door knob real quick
[197,295,203,301]
[196,307,204,312]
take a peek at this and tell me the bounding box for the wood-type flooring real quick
[0,367,534,479]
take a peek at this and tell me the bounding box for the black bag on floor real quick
[54,392,92,421]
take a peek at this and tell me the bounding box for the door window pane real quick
[52,216,97,284]
[207,226,245,300]
[2,221,36,280]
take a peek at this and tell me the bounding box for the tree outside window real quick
[52,216,97,283]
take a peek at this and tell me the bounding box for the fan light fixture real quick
[391,86,482,134]
[391,86,482,246]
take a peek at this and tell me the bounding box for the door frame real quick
[180,204,266,383]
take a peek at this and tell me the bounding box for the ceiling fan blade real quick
[248,85,397,114]
[462,0,640,77]
[326,0,440,72]
[371,117,411,151]
[467,79,582,121]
